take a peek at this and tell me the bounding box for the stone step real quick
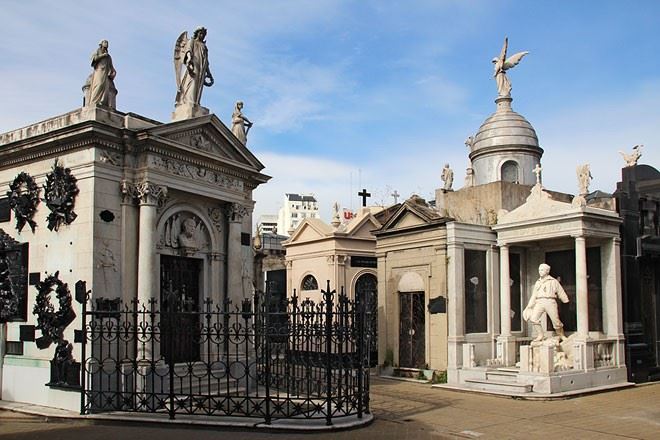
[464,378,533,393]
[485,371,518,383]
[496,367,520,373]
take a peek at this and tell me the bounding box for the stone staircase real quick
[464,367,533,394]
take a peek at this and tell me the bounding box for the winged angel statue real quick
[174,27,214,106]
[492,37,528,98]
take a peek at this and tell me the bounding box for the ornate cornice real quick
[0,137,122,170]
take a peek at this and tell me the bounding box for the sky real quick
[1,0,659,225]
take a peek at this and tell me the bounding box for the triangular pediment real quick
[285,219,332,244]
[498,185,577,224]
[346,215,381,239]
[145,114,265,172]
[378,196,446,233]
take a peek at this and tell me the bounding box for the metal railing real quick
[80,281,373,425]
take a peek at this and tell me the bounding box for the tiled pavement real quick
[1,377,658,439]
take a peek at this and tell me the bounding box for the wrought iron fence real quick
[80,281,373,425]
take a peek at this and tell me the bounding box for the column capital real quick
[225,202,249,223]
[572,234,586,242]
[120,180,139,205]
[136,181,167,206]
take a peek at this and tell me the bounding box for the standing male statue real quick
[523,263,569,342]
[84,40,117,108]
[174,27,214,106]
[492,37,528,99]
[441,164,454,191]
[231,101,253,144]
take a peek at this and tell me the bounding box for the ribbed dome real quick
[469,98,538,154]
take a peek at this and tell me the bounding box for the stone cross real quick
[533,164,542,186]
[358,189,371,207]
[391,190,400,204]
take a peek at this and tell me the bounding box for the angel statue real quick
[174,27,214,106]
[576,164,592,196]
[231,101,253,144]
[618,144,643,167]
[492,37,528,98]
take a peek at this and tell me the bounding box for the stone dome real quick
[470,98,539,154]
[468,97,543,186]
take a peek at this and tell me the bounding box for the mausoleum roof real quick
[469,98,539,155]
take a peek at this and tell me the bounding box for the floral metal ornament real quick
[43,159,80,231]
[7,172,40,233]
[0,229,27,323]
[33,270,76,349]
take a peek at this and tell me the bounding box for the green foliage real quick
[432,370,448,384]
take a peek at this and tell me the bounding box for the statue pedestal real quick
[172,104,209,121]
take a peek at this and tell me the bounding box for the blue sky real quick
[1,1,659,223]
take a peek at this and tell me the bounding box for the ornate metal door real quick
[399,292,425,368]
[160,255,201,364]
[355,273,378,367]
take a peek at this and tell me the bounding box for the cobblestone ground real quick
[1,378,659,439]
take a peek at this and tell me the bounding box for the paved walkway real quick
[1,377,659,439]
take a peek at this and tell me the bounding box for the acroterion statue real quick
[84,40,117,108]
[492,37,528,99]
[441,164,454,191]
[174,27,214,107]
[231,101,253,144]
[619,144,643,167]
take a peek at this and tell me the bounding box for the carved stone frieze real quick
[136,181,168,206]
[43,159,79,231]
[150,156,244,192]
[99,150,122,166]
[7,172,40,233]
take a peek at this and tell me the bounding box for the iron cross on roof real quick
[391,190,400,204]
[358,188,371,207]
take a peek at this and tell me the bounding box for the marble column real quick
[120,180,139,308]
[497,244,515,366]
[135,181,167,362]
[606,237,625,367]
[574,235,593,371]
[225,202,248,307]
[575,236,589,338]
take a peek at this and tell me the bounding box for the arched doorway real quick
[355,273,378,367]
[501,160,520,184]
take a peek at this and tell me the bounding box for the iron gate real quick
[80,281,373,425]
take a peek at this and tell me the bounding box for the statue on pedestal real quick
[492,37,528,99]
[523,263,569,342]
[231,101,253,144]
[618,144,643,167]
[441,164,454,191]
[84,40,117,108]
[174,27,214,107]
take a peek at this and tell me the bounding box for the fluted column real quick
[135,181,167,361]
[447,241,465,378]
[225,203,248,307]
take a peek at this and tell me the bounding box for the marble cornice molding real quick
[0,136,123,170]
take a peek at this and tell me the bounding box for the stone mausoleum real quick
[376,38,629,396]
[0,33,269,410]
